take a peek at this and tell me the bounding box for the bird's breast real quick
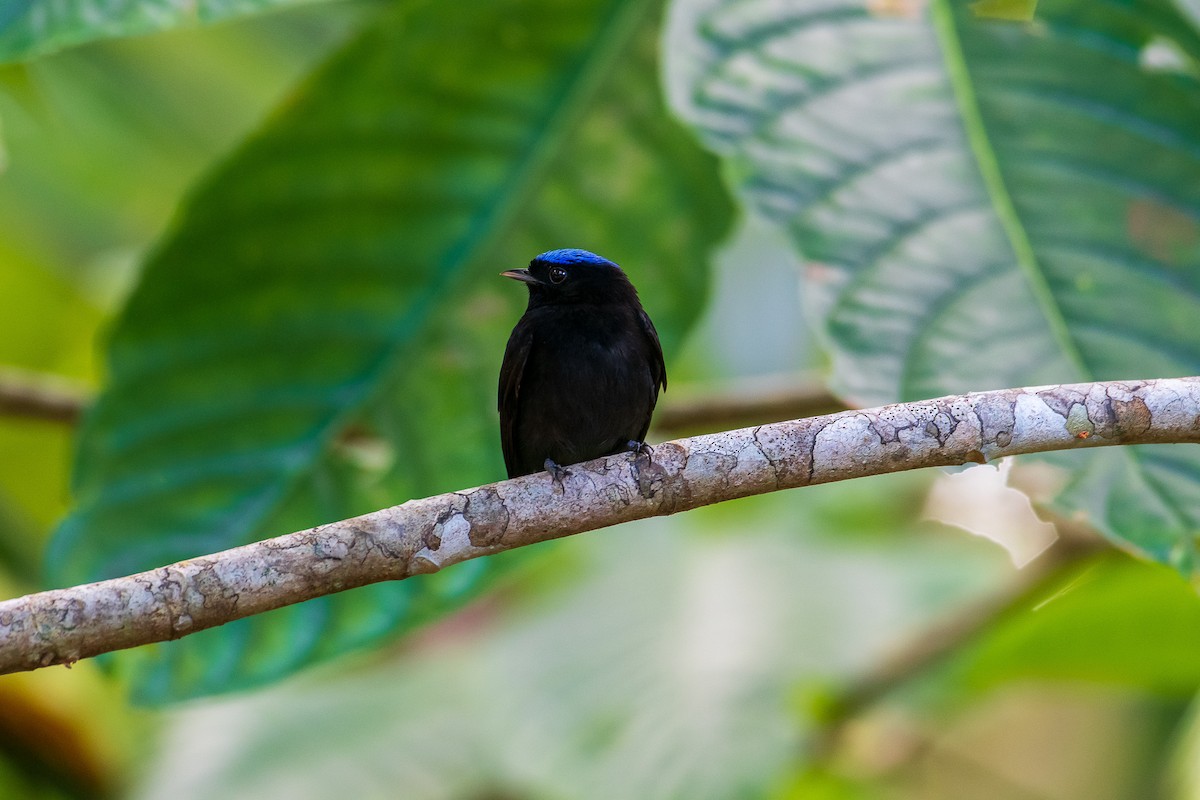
[524,307,653,407]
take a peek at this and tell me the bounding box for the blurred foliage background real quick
[1,0,1200,797]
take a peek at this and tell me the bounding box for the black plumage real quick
[498,249,666,479]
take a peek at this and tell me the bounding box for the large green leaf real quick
[0,4,365,294]
[50,0,732,702]
[665,0,1200,569]
[0,0,322,63]
[952,554,1200,693]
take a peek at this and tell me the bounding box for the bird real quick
[498,248,666,479]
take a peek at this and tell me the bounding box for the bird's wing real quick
[498,320,534,478]
[638,308,667,393]
[633,307,667,445]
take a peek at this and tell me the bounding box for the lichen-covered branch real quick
[2,377,1198,674]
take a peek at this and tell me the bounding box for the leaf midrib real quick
[930,0,1089,384]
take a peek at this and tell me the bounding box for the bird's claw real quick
[626,440,653,457]
[544,458,570,492]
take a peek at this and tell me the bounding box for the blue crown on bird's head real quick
[535,248,619,268]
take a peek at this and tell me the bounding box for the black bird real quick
[498,249,666,479]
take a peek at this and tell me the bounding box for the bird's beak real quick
[500,268,541,285]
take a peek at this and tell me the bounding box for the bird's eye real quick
[548,266,568,284]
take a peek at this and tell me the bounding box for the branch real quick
[2,377,1198,673]
[0,366,844,436]
[0,368,89,424]
[653,373,847,434]
[809,530,1102,759]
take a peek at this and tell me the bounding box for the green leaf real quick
[50,0,732,702]
[0,0,321,63]
[952,555,1200,693]
[665,0,1200,570]
[970,0,1038,22]
[0,5,364,296]
[774,770,874,800]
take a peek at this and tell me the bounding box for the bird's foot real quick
[544,458,570,492]
[627,441,655,479]
[626,440,660,496]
